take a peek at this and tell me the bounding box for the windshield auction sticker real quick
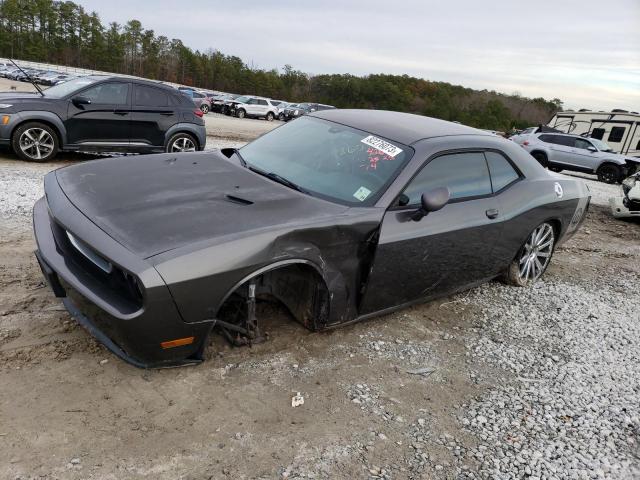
[353,186,372,202]
[360,136,403,158]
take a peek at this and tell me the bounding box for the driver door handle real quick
[486,209,499,219]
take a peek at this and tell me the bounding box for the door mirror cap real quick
[412,187,450,221]
[72,96,91,106]
[587,146,597,152]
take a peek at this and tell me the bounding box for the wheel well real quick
[547,218,562,242]
[597,161,621,172]
[11,119,63,147]
[530,150,547,159]
[216,263,330,331]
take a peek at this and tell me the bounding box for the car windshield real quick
[43,77,97,98]
[239,116,412,206]
[590,138,614,152]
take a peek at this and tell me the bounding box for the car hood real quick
[0,92,44,101]
[55,151,348,258]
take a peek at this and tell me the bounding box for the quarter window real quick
[134,85,168,106]
[591,128,605,140]
[403,152,492,204]
[81,82,128,104]
[608,126,625,143]
[485,152,520,192]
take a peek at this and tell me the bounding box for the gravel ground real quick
[1,113,639,479]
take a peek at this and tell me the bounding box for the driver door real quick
[65,81,131,145]
[360,151,503,314]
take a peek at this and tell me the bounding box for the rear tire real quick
[200,104,209,114]
[531,151,548,168]
[12,122,59,162]
[236,109,246,119]
[597,163,622,184]
[166,132,197,153]
[504,222,555,287]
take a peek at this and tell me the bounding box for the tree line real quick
[0,0,563,130]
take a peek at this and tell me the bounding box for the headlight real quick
[0,104,12,109]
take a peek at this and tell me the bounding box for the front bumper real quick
[609,196,640,219]
[33,191,214,368]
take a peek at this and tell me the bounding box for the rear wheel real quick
[265,112,274,122]
[597,163,622,184]
[200,104,209,114]
[504,222,555,287]
[236,109,246,119]
[278,113,285,121]
[166,133,197,153]
[12,122,59,162]
[531,151,548,168]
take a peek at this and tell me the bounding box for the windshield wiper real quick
[248,166,310,195]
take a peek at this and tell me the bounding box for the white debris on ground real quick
[457,276,640,479]
[0,160,60,226]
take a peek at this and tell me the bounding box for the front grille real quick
[49,215,143,308]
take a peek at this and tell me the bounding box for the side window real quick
[258,99,268,106]
[591,128,605,140]
[134,85,168,107]
[402,152,492,205]
[538,134,553,143]
[81,82,129,104]
[485,152,520,192]
[554,136,575,147]
[608,126,625,143]
[574,138,592,150]
[248,98,259,105]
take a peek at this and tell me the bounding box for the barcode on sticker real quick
[360,135,403,158]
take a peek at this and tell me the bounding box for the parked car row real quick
[0,64,78,86]
[175,85,336,122]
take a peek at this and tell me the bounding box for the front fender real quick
[9,110,68,146]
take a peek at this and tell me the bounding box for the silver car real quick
[521,132,640,183]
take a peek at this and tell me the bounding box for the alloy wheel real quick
[19,128,55,160]
[201,104,209,114]
[170,137,196,152]
[518,223,554,282]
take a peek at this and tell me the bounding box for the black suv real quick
[0,76,206,162]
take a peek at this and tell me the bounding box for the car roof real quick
[310,109,491,145]
[83,75,178,92]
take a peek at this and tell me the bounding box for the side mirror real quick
[412,187,450,221]
[587,146,597,152]
[72,96,91,106]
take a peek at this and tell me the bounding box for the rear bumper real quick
[33,191,214,368]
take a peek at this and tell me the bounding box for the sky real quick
[78,0,640,111]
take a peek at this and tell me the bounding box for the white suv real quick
[234,96,279,121]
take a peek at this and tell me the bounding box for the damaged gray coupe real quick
[33,110,590,367]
